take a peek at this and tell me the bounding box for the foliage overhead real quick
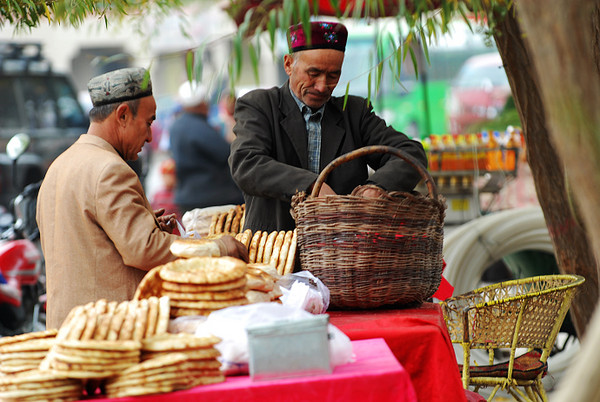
[0,0,183,31]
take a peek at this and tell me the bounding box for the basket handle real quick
[310,145,437,199]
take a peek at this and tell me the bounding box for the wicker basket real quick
[291,145,446,309]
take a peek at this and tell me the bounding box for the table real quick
[328,303,467,402]
[82,338,416,401]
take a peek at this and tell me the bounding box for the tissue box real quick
[246,314,331,381]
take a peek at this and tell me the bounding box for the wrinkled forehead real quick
[294,48,345,69]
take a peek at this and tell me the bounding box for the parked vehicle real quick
[446,52,512,134]
[0,133,45,335]
[0,42,89,208]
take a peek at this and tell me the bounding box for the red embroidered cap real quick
[287,21,348,53]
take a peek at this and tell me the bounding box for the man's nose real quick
[314,76,328,92]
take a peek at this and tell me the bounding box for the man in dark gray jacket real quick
[229,21,427,233]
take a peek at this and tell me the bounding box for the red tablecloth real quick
[328,303,467,402]
[81,338,416,402]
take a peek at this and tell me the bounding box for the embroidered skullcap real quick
[87,67,153,107]
[287,21,348,53]
[177,81,210,107]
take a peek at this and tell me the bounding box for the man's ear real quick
[283,54,294,76]
[115,103,130,126]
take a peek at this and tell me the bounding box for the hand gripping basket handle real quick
[310,145,437,199]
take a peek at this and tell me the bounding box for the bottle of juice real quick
[441,134,456,171]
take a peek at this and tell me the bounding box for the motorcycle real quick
[0,133,44,336]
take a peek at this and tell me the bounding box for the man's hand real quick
[214,235,249,262]
[155,208,177,234]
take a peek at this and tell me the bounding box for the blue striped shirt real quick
[290,88,325,174]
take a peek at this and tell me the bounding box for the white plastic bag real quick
[278,271,330,314]
[194,303,353,375]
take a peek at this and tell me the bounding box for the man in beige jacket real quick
[37,67,247,329]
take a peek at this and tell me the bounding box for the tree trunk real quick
[490,4,599,336]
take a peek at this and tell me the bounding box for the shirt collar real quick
[289,86,325,118]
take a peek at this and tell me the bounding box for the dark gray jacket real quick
[229,82,427,232]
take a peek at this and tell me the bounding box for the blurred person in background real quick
[169,81,244,215]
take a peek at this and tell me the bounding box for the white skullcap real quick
[177,81,210,107]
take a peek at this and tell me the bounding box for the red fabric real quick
[80,339,415,402]
[329,304,467,402]
[433,260,455,301]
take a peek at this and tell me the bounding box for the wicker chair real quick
[440,274,585,401]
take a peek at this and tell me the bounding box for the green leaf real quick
[376,62,383,95]
[248,42,260,84]
[267,9,277,53]
[408,45,418,81]
[185,51,194,83]
[299,0,311,46]
[343,82,350,110]
[419,28,429,65]
[367,71,372,107]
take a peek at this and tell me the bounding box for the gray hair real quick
[89,99,140,122]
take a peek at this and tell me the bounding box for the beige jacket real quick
[37,134,178,329]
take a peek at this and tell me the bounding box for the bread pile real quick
[235,229,297,275]
[246,263,283,303]
[0,369,83,401]
[105,333,223,398]
[209,204,245,235]
[135,257,249,317]
[0,329,57,375]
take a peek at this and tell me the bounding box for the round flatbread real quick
[142,334,221,352]
[239,228,252,249]
[159,257,247,285]
[248,230,262,263]
[208,213,219,236]
[169,298,248,310]
[169,238,221,259]
[162,276,247,293]
[162,288,246,301]
[145,297,159,338]
[269,231,286,267]
[231,205,242,234]
[133,299,149,342]
[66,304,91,341]
[215,212,227,234]
[155,296,170,334]
[277,230,293,275]
[118,300,139,341]
[256,231,268,264]
[223,209,234,233]
[262,231,278,265]
[134,267,164,300]
[107,301,129,341]
[0,329,57,348]
[283,229,298,275]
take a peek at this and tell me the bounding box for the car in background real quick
[0,42,89,207]
[446,52,512,134]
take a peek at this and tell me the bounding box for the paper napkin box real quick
[246,314,331,381]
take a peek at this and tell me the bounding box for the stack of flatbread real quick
[40,297,170,378]
[45,339,141,379]
[53,297,170,342]
[152,257,249,318]
[209,204,245,235]
[0,329,57,374]
[246,264,283,304]
[0,369,83,401]
[235,229,297,275]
